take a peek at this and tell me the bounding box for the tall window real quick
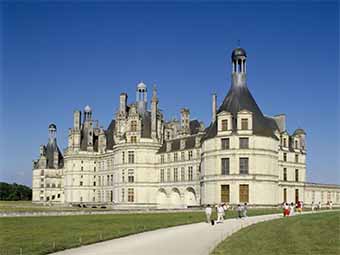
[160,155,164,164]
[174,152,178,162]
[221,158,230,175]
[241,118,248,130]
[167,154,171,162]
[239,157,249,174]
[80,181,83,186]
[131,120,137,132]
[283,168,287,181]
[239,184,249,203]
[128,188,134,202]
[295,140,298,149]
[122,170,125,183]
[122,152,125,164]
[128,151,135,164]
[160,169,165,182]
[181,167,185,181]
[131,136,137,143]
[188,166,193,181]
[295,154,299,163]
[283,153,287,162]
[221,138,230,150]
[174,168,178,182]
[128,169,134,183]
[221,119,228,131]
[167,168,171,182]
[295,169,299,182]
[283,188,287,202]
[295,189,299,203]
[221,185,230,203]
[188,151,193,160]
[283,138,287,147]
[181,151,185,161]
[239,138,249,149]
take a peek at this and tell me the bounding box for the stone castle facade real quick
[32,48,340,208]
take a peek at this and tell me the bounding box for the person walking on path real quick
[289,202,295,216]
[205,204,212,223]
[329,201,333,209]
[243,203,248,218]
[283,203,289,216]
[318,201,322,210]
[311,201,315,212]
[216,204,224,223]
[222,203,227,219]
[237,204,243,219]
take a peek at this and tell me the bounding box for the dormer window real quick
[283,138,287,147]
[222,119,228,131]
[241,119,248,130]
[180,139,186,150]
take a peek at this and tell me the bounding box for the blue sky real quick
[1,1,339,186]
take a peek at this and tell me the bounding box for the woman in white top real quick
[289,202,295,216]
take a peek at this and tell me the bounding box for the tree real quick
[0,182,32,200]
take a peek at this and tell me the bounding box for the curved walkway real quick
[52,211,333,255]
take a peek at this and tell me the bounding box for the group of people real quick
[282,201,303,217]
[311,201,333,211]
[205,203,248,225]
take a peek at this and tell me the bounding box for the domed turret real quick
[136,81,147,114]
[231,47,247,75]
[84,105,92,121]
[84,105,92,113]
[231,47,247,60]
[48,123,57,143]
[48,123,57,130]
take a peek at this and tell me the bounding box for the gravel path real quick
[52,213,283,255]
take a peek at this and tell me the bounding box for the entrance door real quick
[221,185,230,203]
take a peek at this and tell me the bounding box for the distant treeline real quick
[0,182,32,200]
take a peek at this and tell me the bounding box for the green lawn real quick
[211,211,340,255]
[0,201,111,212]
[0,208,282,255]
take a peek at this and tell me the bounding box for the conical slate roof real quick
[204,77,278,140]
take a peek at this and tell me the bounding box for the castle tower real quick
[136,81,147,115]
[151,85,158,140]
[180,108,190,135]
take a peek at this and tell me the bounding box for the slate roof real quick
[105,120,116,150]
[157,135,199,153]
[45,141,64,169]
[204,82,279,141]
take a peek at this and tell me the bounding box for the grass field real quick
[0,201,112,213]
[211,211,340,255]
[0,208,282,255]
